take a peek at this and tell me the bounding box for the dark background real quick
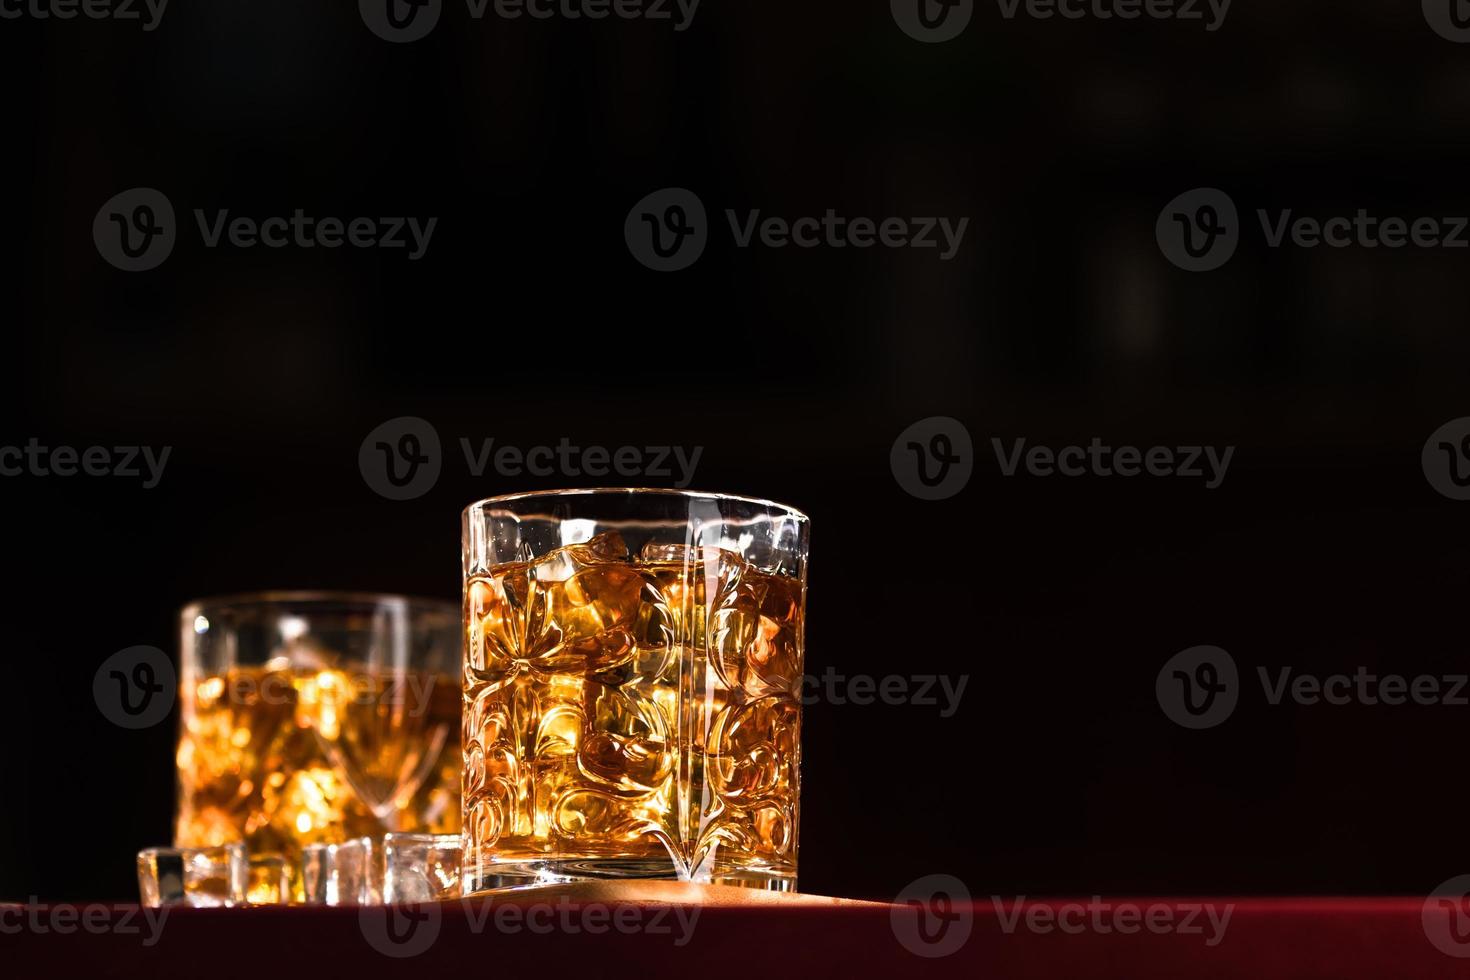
[4,0,1470,903]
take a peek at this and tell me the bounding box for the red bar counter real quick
[3,888,1466,979]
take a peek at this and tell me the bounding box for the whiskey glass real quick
[462,489,809,894]
[174,592,461,896]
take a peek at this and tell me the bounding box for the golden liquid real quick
[174,663,461,881]
[463,533,803,892]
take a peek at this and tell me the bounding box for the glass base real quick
[464,858,796,896]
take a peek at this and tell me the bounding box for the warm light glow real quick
[279,616,309,642]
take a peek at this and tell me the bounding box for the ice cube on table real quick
[383,833,462,902]
[246,853,293,905]
[137,844,248,908]
[301,837,379,905]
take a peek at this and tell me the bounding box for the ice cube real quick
[383,833,462,902]
[246,853,293,905]
[137,844,248,908]
[533,531,629,583]
[638,542,728,564]
[582,530,630,562]
[474,534,648,675]
[301,837,379,905]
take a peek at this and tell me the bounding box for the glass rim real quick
[462,487,810,523]
[179,590,457,622]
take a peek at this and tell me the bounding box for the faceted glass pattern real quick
[461,490,808,895]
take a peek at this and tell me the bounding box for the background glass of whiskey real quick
[174,592,461,898]
[462,489,809,895]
